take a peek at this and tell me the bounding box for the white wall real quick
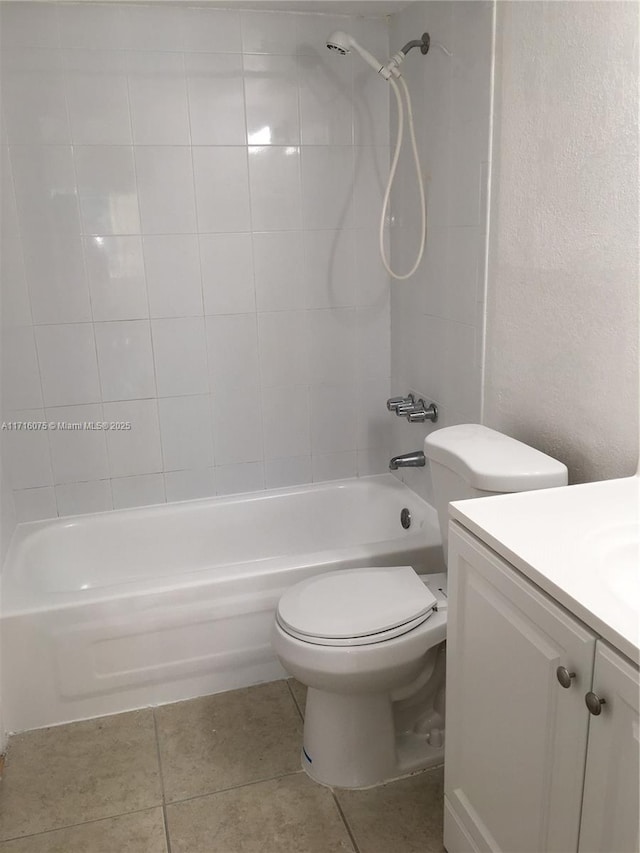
[484,1,639,482]
[1,112,19,754]
[0,1,392,521]
[388,0,493,500]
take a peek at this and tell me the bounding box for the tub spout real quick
[389,451,425,470]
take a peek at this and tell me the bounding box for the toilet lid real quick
[276,566,437,644]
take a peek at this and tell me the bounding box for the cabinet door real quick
[578,641,639,853]
[444,523,596,853]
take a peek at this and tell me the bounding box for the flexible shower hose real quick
[380,76,426,280]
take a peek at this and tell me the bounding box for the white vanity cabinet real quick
[578,641,639,853]
[444,521,639,853]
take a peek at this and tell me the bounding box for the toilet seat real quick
[276,566,437,647]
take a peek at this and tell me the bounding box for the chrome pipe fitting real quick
[387,394,437,422]
[387,394,415,414]
[405,400,438,423]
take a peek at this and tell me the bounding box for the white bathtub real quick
[1,475,443,733]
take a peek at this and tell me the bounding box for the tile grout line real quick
[161,806,173,853]
[331,791,362,853]
[285,678,305,722]
[151,709,173,853]
[0,804,165,846]
[162,769,305,810]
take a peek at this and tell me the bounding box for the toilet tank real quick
[424,425,568,561]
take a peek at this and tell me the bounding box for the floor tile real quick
[0,808,167,852]
[155,680,303,803]
[336,768,445,853]
[166,773,356,853]
[0,711,162,841]
[288,678,307,718]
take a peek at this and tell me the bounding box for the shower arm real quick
[400,33,431,57]
[385,33,430,78]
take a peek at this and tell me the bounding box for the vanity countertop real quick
[450,476,640,665]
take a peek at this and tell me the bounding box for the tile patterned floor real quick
[0,680,445,852]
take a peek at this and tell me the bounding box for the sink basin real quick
[585,521,639,608]
[609,561,640,605]
[604,524,640,607]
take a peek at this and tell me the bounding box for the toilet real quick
[272,425,568,789]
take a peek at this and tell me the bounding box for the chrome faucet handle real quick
[387,396,406,411]
[387,394,415,413]
[405,400,438,423]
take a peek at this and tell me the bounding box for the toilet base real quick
[301,686,445,789]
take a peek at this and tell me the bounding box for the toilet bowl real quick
[272,425,568,789]
[272,567,448,789]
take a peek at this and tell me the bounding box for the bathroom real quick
[0,0,637,850]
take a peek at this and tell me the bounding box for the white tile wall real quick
[94,320,156,401]
[6,409,53,490]
[47,404,110,483]
[64,50,131,146]
[247,145,301,231]
[200,233,255,315]
[152,317,208,397]
[193,146,251,233]
[209,314,260,394]
[127,51,190,146]
[164,467,216,502]
[215,460,265,496]
[186,54,246,146]
[84,235,148,321]
[312,450,357,483]
[144,235,203,318]
[75,145,141,235]
[1,2,392,519]
[56,479,112,515]
[134,146,197,234]
[12,487,57,524]
[2,47,69,144]
[310,384,358,454]
[265,455,312,489]
[111,472,165,509]
[1,327,43,410]
[262,385,311,460]
[103,399,163,477]
[158,395,214,471]
[35,324,101,407]
[258,311,309,387]
[388,0,492,501]
[211,386,263,466]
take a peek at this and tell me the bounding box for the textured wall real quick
[485,1,639,482]
[0,2,392,521]
[1,139,18,752]
[389,0,493,501]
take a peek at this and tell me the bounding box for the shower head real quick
[326,30,352,55]
[326,30,389,77]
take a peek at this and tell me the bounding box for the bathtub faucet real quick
[389,451,425,470]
